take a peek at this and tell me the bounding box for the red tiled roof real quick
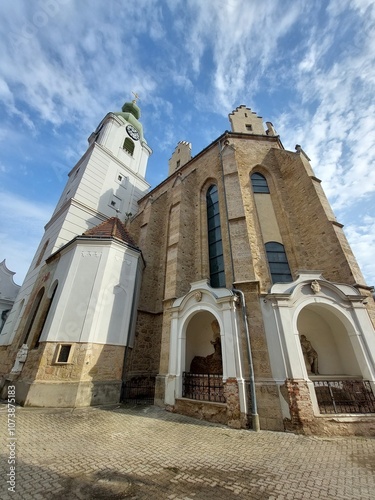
[82,217,138,248]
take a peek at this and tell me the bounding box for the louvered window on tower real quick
[123,137,135,156]
[265,242,292,283]
[251,173,270,193]
[206,185,225,288]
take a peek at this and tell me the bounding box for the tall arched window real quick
[265,242,292,283]
[251,172,270,193]
[23,288,45,346]
[206,185,225,288]
[31,282,58,349]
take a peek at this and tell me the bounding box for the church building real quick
[1,98,375,436]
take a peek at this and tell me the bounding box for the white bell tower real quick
[1,97,151,346]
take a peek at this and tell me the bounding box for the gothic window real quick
[32,282,58,349]
[123,137,135,156]
[23,288,45,346]
[265,242,292,283]
[251,173,270,193]
[206,185,225,288]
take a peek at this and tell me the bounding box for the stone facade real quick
[126,106,375,434]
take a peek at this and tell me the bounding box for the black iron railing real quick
[182,372,226,403]
[122,377,155,405]
[313,380,375,414]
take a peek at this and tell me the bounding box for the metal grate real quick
[182,372,226,403]
[122,377,155,405]
[314,380,375,414]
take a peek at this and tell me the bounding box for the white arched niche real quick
[297,303,362,377]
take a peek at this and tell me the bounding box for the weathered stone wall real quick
[0,345,12,376]
[125,311,162,377]
[20,342,125,383]
[256,383,285,431]
[172,398,228,426]
[126,130,374,434]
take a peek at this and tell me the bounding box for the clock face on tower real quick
[126,125,140,141]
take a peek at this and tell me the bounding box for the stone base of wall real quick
[302,415,375,437]
[1,378,121,407]
[282,378,375,436]
[172,398,227,425]
[224,378,244,428]
[154,374,166,407]
[255,381,285,432]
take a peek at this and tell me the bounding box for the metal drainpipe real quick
[232,288,260,432]
[218,140,260,431]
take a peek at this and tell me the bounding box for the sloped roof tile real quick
[82,217,138,248]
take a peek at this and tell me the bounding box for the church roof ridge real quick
[82,217,138,248]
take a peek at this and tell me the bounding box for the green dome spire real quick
[122,100,140,120]
[114,92,145,143]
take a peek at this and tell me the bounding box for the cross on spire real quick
[132,91,140,103]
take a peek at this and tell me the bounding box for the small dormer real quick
[229,105,275,136]
[168,141,192,176]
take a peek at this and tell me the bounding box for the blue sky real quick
[0,0,374,286]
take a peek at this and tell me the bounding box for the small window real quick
[265,242,292,283]
[251,173,270,193]
[109,195,122,211]
[55,344,72,364]
[176,160,180,169]
[116,172,128,188]
[123,137,135,155]
[246,124,252,131]
[244,113,248,117]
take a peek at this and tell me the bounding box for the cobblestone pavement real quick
[1,403,375,500]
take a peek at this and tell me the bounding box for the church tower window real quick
[206,185,225,288]
[123,137,135,156]
[251,173,270,193]
[265,242,292,283]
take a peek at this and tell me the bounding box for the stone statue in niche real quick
[190,320,223,374]
[10,344,29,374]
[300,334,319,375]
